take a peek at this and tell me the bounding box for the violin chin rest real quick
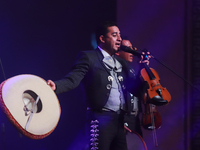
[148,96,168,106]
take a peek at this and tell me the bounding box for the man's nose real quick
[118,35,122,41]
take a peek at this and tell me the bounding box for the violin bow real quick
[142,50,200,92]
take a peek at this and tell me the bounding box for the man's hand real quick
[139,51,151,66]
[47,80,56,91]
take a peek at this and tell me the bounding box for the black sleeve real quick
[54,51,90,94]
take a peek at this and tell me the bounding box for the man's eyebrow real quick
[111,32,117,34]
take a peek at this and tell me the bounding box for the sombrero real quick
[0,74,61,139]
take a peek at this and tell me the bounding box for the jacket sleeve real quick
[54,51,90,94]
[124,61,149,97]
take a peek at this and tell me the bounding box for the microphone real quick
[119,45,142,57]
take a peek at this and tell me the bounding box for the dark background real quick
[0,1,117,150]
[0,0,197,150]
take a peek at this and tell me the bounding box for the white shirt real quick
[98,46,125,111]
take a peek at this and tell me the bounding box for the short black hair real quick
[95,21,118,44]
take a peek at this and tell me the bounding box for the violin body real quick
[140,64,170,131]
[140,67,171,106]
[142,103,162,130]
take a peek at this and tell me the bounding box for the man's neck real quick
[98,45,114,56]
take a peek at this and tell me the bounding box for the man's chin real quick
[113,48,119,53]
[129,59,133,62]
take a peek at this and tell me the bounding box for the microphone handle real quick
[120,45,142,57]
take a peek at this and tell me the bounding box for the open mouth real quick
[115,43,121,47]
[115,43,120,49]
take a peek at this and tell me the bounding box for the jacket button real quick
[118,76,123,81]
[106,84,111,89]
[108,76,113,81]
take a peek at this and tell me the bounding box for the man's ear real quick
[99,35,105,43]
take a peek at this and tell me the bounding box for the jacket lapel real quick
[95,48,111,75]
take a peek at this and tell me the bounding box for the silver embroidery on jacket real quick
[90,120,99,149]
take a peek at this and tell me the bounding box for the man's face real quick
[103,26,122,55]
[118,40,134,63]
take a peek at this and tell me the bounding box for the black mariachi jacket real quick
[54,48,142,112]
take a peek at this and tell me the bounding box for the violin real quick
[142,91,162,131]
[142,103,162,130]
[140,56,171,106]
[142,102,161,147]
[140,51,171,146]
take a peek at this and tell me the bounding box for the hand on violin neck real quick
[139,51,151,65]
[139,59,150,65]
